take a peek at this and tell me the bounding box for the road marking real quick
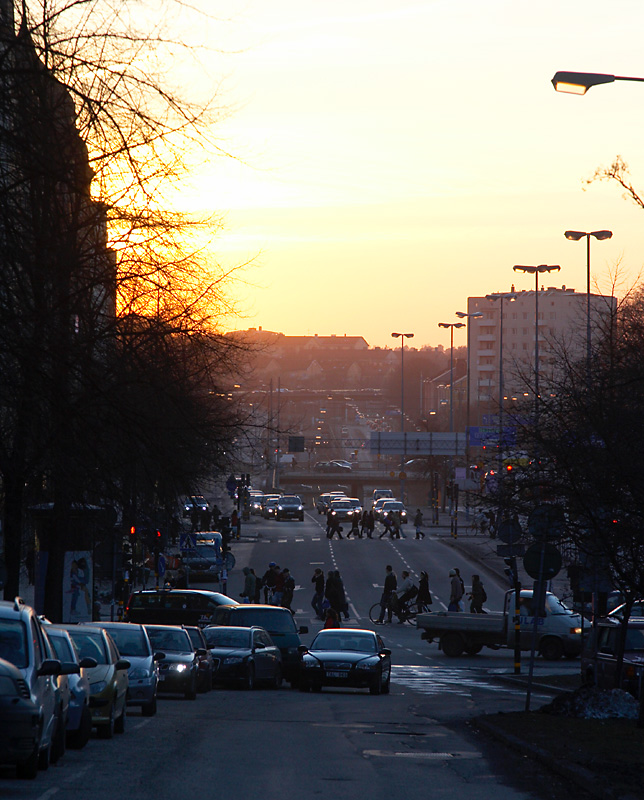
[63,764,92,783]
[37,790,59,800]
[131,718,154,732]
[312,537,321,541]
[278,539,287,543]
[295,538,304,542]
[364,750,482,760]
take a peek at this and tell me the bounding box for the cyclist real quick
[395,571,418,623]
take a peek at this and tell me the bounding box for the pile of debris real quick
[540,686,638,720]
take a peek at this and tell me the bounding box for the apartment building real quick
[468,284,616,407]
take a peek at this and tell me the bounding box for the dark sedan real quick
[276,496,304,521]
[298,629,391,695]
[202,626,282,689]
[144,626,201,700]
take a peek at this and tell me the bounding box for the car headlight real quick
[331,511,336,516]
[90,680,108,694]
[129,668,150,680]
[303,659,320,669]
[278,505,283,510]
[169,663,187,673]
[224,656,243,664]
[298,505,303,511]
[356,659,380,671]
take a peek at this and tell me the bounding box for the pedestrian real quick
[334,570,350,619]
[395,570,418,622]
[379,514,392,539]
[311,568,325,619]
[323,608,341,629]
[231,508,240,539]
[454,567,466,611]
[417,571,432,611]
[390,511,402,539]
[448,569,463,612]
[347,513,360,538]
[328,515,344,539]
[326,508,333,537]
[240,566,256,604]
[324,570,343,616]
[211,503,221,527]
[366,509,375,538]
[376,565,397,624]
[281,568,295,611]
[360,509,369,537]
[273,565,285,606]
[414,508,425,539]
[468,574,487,613]
[261,562,278,603]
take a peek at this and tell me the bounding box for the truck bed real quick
[416,611,505,636]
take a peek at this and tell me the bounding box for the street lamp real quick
[512,265,561,412]
[391,331,414,502]
[551,71,644,95]
[564,229,613,382]
[485,292,517,514]
[437,322,465,432]
[455,310,483,494]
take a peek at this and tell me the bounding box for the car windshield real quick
[203,629,250,649]
[311,633,377,653]
[544,595,574,615]
[231,610,295,633]
[332,502,352,510]
[107,628,150,657]
[0,620,28,669]
[146,628,192,652]
[383,502,403,510]
[67,631,109,664]
[280,498,300,506]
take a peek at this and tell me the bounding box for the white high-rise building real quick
[468,284,616,407]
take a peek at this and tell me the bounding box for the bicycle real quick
[369,596,421,625]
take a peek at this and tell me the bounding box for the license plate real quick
[326,670,348,678]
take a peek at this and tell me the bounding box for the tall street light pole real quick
[512,265,561,414]
[438,322,465,432]
[551,70,644,95]
[391,331,414,502]
[564,229,612,383]
[455,310,483,517]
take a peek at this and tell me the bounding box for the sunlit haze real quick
[180,1,644,348]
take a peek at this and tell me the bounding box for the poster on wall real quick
[62,551,93,623]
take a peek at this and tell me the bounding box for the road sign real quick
[497,519,522,545]
[399,471,407,480]
[370,431,466,456]
[496,544,525,558]
[179,533,196,550]
[523,542,562,580]
[527,504,565,541]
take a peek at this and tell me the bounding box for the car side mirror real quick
[196,648,207,657]
[153,651,165,661]
[297,645,308,655]
[60,661,80,675]
[37,658,62,677]
[79,657,97,669]
[380,648,392,656]
[254,642,265,650]
[115,658,131,670]
[299,626,309,634]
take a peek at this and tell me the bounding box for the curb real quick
[473,716,639,800]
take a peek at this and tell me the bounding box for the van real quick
[124,589,236,628]
[372,488,394,504]
[208,604,308,684]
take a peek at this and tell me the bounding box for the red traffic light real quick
[129,525,136,536]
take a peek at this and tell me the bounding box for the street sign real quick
[527,504,565,541]
[399,471,407,480]
[497,519,522,545]
[179,533,196,550]
[370,431,466,456]
[523,542,562,580]
[496,544,525,557]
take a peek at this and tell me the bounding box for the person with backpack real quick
[468,574,487,613]
[395,571,418,622]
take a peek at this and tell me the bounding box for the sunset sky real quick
[182,1,644,348]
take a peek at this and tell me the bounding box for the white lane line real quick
[278,539,287,543]
[295,538,304,542]
[131,717,154,732]
[312,537,321,541]
[37,790,59,800]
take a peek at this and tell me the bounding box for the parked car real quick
[202,626,282,688]
[46,626,95,748]
[86,622,160,716]
[209,605,308,685]
[59,624,129,739]
[0,598,67,776]
[124,588,236,627]
[144,625,201,700]
[276,495,304,521]
[581,617,644,698]
[0,657,44,779]
[298,629,391,695]
[184,626,214,692]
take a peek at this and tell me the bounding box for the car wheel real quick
[68,705,92,749]
[441,633,464,657]
[185,677,197,700]
[16,747,39,780]
[381,672,391,694]
[37,742,50,771]
[243,664,255,690]
[141,697,157,717]
[369,671,382,695]
[540,637,564,661]
[50,710,66,763]
[299,680,310,692]
[97,706,115,739]
[114,705,126,734]
[465,644,483,656]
